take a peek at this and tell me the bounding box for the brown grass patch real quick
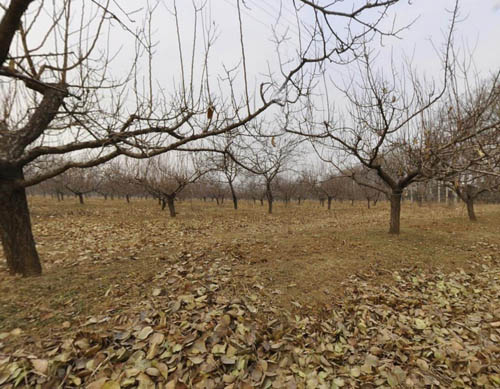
[1,197,499,340]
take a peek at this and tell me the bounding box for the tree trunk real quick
[327,196,332,210]
[367,199,371,209]
[465,198,477,221]
[266,183,273,214]
[126,194,130,203]
[78,192,84,204]
[389,190,402,234]
[0,176,42,276]
[167,196,176,217]
[228,182,238,210]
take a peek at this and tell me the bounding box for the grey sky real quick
[138,1,499,105]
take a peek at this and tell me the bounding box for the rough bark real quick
[167,196,176,217]
[389,190,402,234]
[0,167,42,276]
[465,198,477,221]
[0,0,34,67]
[228,182,238,210]
[266,182,273,214]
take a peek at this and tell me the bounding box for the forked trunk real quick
[0,172,42,276]
[389,190,402,234]
[465,198,477,221]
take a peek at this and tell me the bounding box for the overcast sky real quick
[5,0,499,119]
[134,0,499,106]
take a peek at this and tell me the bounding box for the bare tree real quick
[134,154,209,218]
[100,161,145,203]
[239,173,265,205]
[236,129,301,214]
[209,134,241,210]
[275,174,300,206]
[0,0,407,275]
[57,167,102,205]
[350,167,383,209]
[421,69,500,220]
[289,2,461,233]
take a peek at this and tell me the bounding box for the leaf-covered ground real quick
[1,198,499,388]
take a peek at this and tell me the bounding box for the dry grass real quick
[1,197,499,343]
